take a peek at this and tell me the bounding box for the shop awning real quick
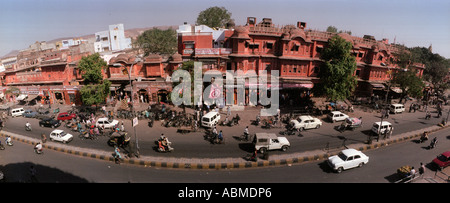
[16,94,27,101]
[25,94,39,101]
[369,82,385,89]
[390,87,403,94]
[282,81,314,89]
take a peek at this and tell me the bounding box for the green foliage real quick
[392,69,424,99]
[196,6,232,28]
[326,26,338,33]
[134,28,177,56]
[326,25,351,35]
[78,53,111,106]
[78,53,107,84]
[80,80,111,106]
[315,35,357,101]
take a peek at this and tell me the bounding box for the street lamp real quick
[113,57,142,158]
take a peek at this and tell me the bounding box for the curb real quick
[1,123,449,170]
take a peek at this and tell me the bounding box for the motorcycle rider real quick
[25,121,31,131]
[114,147,123,164]
[244,126,249,141]
[5,135,12,146]
[34,142,43,154]
[420,131,429,143]
[429,137,438,149]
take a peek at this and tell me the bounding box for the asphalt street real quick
[1,103,446,159]
[1,122,449,183]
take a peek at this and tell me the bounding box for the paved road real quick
[2,102,446,159]
[1,122,448,183]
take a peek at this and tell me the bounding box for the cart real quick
[337,117,362,132]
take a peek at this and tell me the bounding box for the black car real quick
[39,118,61,128]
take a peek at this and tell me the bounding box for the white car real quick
[290,115,322,131]
[253,133,290,154]
[327,148,369,173]
[327,111,349,123]
[96,117,119,129]
[49,129,73,144]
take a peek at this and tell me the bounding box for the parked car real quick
[432,151,450,170]
[49,129,73,144]
[39,118,61,128]
[253,133,290,154]
[327,148,369,173]
[290,115,322,131]
[23,110,38,118]
[96,117,119,129]
[57,112,77,121]
[327,111,349,123]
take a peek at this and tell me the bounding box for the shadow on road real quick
[0,162,89,183]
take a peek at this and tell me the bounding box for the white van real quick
[371,121,392,135]
[201,111,220,128]
[11,107,25,117]
[389,104,405,114]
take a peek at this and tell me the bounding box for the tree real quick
[315,35,357,101]
[326,25,351,35]
[78,53,111,106]
[392,69,424,102]
[326,26,338,33]
[196,6,232,28]
[133,28,177,57]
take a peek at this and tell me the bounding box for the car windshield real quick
[437,155,448,162]
[60,132,67,136]
[338,152,348,161]
[202,117,210,122]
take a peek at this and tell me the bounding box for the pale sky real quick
[1,0,449,58]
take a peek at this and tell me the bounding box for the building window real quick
[266,42,273,49]
[291,45,299,51]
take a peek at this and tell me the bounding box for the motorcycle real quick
[419,132,429,143]
[34,143,43,154]
[0,142,5,150]
[425,112,431,120]
[155,139,174,152]
[5,137,13,146]
[25,124,32,131]
[107,132,130,148]
[428,138,437,149]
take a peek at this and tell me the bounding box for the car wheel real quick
[259,147,267,154]
[299,127,304,132]
[316,125,320,129]
[358,162,364,168]
[40,124,43,127]
[281,145,288,152]
[337,167,343,173]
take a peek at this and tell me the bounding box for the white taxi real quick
[290,115,322,131]
[327,148,369,173]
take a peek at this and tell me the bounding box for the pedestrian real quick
[410,167,416,178]
[41,133,47,143]
[388,126,393,139]
[227,106,231,116]
[419,162,425,177]
[120,121,125,132]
